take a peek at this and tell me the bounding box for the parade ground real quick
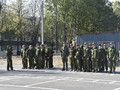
[0,64,120,90]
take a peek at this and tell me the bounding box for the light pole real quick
[41,1,44,44]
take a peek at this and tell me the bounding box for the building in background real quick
[76,32,120,51]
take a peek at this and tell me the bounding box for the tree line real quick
[0,0,120,50]
[44,0,120,50]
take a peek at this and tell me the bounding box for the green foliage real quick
[0,0,119,47]
[44,0,120,47]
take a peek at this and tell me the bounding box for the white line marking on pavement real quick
[109,81,117,84]
[24,78,68,87]
[74,78,84,81]
[0,84,62,90]
[91,80,99,83]
[114,87,120,90]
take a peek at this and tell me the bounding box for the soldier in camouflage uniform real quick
[89,43,92,72]
[6,45,14,71]
[98,44,105,72]
[49,47,54,68]
[118,49,120,61]
[45,45,50,68]
[108,42,116,73]
[75,44,83,71]
[21,45,28,69]
[60,42,69,71]
[35,43,41,69]
[103,44,108,72]
[69,44,76,71]
[91,43,98,72]
[27,45,35,69]
[41,44,45,69]
[83,42,90,72]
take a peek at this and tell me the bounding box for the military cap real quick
[89,43,92,45]
[110,42,113,45]
[76,44,79,46]
[99,44,103,46]
[92,43,95,45]
[36,43,39,46]
[63,42,65,44]
[29,45,33,47]
[7,45,10,48]
[99,44,101,46]
[22,45,25,47]
[70,44,73,46]
[45,44,48,47]
[80,45,83,47]
[41,44,44,46]
[104,44,106,46]
[84,42,87,45]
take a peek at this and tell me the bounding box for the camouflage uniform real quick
[45,46,50,68]
[35,44,41,69]
[41,45,45,69]
[91,43,98,72]
[104,44,108,72]
[27,45,35,69]
[75,44,83,71]
[98,45,105,72]
[118,50,120,61]
[6,46,14,71]
[108,43,116,73]
[61,43,69,71]
[83,43,90,72]
[69,44,76,71]
[89,43,92,72]
[21,45,28,69]
[49,48,54,68]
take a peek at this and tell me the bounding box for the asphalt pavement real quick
[0,65,120,90]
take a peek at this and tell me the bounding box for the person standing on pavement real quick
[89,43,92,72]
[49,46,54,68]
[20,45,28,69]
[45,45,50,68]
[35,43,41,69]
[83,42,91,72]
[6,45,14,71]
[27,45,35,69]
[41,44,45,69]
[60,42,69,71]
[108,42,116,73]
[103,44,108,72]
[69,44,76,71]
[98,44,105,72]
[75,44,83,71]
[91,43,98,72]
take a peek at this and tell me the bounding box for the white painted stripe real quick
[109,81,117,84]
[74,78,84,81]
[24,78,68,87]
[91,80,99,83]
[114,88,120,90]
[0,84,62,90]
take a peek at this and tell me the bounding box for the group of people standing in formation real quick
[60,42,117,73]
[6,43,54,71]
[5,41,118,74]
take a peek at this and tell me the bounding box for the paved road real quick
[0,65,120,90]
